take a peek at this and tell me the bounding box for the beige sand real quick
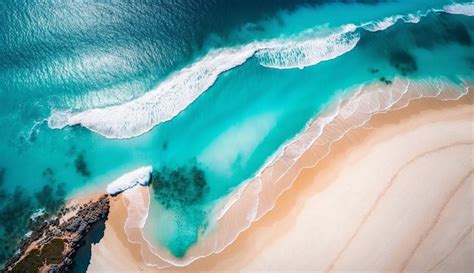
[89,93,473,272]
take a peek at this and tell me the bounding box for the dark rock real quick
[4,195,110,272]
[66,219,82,232]
[48,264,59,273]
[77,223,87,235]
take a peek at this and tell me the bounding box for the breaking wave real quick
[106,166,153,195]
[48,46,256,139]
[48,23,360,139]
[48,4,473,141]
[255,24,359,69]
[360,1,474,33]
[48,3,472,140]
[442,2,474,16]
[360,13,424,32]
[119,77,471,268]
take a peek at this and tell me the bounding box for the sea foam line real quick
[255,24,359,69]
[442,2,474,16]
[48,46,256,139]
[48,3,473,140]
[119,78,471,269]
[359,1,474,33]
[360,12,424,32]
[47,24,359,139]
[195,79,471,269]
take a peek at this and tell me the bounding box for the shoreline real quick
[1,2,473,273]
[4,194,110,273]
[7,80,468,272]
[88,82,472,271]
[181,87,472,272]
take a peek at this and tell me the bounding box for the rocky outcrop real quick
[3,195,110,273]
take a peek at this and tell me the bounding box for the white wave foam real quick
[123,186,150,229]
[30,208,45,220]
[361,13,424,32]
[443,2,474,16]
[119,78,469,269]
[360,2,474,33]
[48,110,73,129]
[196,79,468,265]
[48,25,359,139]
[47,5,470,140]
[255,24,359,69]
[106,166,153,195]
[48,46,255,139]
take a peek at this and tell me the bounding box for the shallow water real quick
[0,0,473,265]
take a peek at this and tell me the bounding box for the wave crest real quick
[361,13,423,32]
[47,25,359,139]
[48,4,472,140]
[442,2,474,16]
[106,166,153,195]
[255,24,359,69]
[48,47,255,139]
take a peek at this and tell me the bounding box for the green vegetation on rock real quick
[11,238,65,273]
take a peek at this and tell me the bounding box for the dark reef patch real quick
[369,68,379,74]
[467,56,474,70]
[441,20,472,46]
[0,167,68,267]
[379,77,392,85]
[151,163,209,210]
[412,14,472,49]
[42,167,56,185]
[67,145,77,156]
[42,167,53,178]
[150,162,210,257]
[75,152,91,177]
[358,12,473,79]
[0,168,5,200]
[34,183,66,213]
[389,50,417,76]
[0,186,34,265]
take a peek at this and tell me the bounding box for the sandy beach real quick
[89,88,473,273]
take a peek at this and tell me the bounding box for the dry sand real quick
[88,92,473,273]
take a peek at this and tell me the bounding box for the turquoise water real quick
[0,0,473,265]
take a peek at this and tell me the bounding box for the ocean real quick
[0,0,473,267]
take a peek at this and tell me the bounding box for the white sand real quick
[234,109,473,273]
[88,93,473,272]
